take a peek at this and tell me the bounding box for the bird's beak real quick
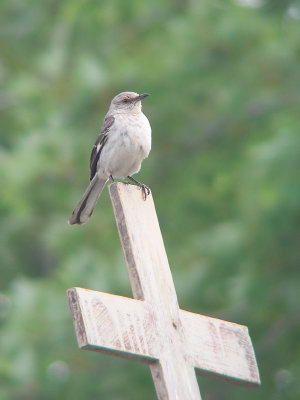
[135,93,150,101]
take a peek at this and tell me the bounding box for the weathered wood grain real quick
[108,183,202,400]
[67,287,260,386]
[67,182,260,400]
[181,310,259,387]
[67,287,158,362]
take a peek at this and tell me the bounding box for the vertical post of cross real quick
[109,183,202,399]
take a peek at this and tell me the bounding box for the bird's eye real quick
[123,98,129,103]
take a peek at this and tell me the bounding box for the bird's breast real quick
[117,113,151,156]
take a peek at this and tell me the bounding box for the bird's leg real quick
[109,175,115,182]
[127,176,150,200]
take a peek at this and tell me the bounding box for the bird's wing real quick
[89,114,115,181]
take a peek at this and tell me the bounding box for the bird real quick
[68,91,151,225]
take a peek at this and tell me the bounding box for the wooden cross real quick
[67,183,260,400]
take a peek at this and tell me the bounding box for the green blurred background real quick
[1,0,300,399]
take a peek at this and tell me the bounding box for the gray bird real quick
[68,91,151,225]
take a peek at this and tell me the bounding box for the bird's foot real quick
[140,183,151,200]
[127,176,151,200]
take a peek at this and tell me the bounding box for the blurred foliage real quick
[1,0,300,399]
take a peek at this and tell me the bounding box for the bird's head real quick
[109,92,149,113]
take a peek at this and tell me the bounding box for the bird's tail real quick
[68,174,107,225]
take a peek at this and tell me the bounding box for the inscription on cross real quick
[67,182,260,400]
